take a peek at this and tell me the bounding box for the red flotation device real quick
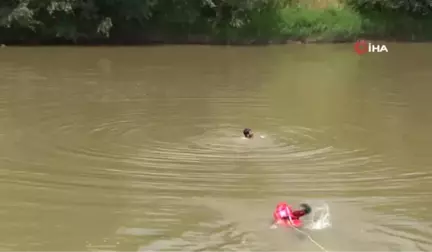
[273,202,303,228]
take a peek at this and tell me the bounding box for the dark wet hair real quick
[243,128,251,137]
[300,203,312,214]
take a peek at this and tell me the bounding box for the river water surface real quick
[0,45,431,251]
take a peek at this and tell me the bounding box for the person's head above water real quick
[300,203,312,215]
[243,128,253,138]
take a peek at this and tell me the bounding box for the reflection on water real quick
[0,45,431,251]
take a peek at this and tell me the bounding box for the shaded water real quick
[0,45,431,251]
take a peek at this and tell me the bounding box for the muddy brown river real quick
[0,45,431,251]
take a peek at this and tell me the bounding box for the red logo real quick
[354,40,368,55]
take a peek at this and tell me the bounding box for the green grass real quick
[278,5,363,41]
[208,4,365,43]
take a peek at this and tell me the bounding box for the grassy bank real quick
[217,3,432,44]
[0,0,431,45]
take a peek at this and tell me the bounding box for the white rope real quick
[291,225,329,252]
[286,210,329,252]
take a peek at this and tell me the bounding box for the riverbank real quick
[1,0,432,45]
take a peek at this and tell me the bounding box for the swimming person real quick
[243,128,254,138]
[272,202,312,228]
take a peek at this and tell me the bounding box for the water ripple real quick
[0,102,414,198]
[0,64,431,251]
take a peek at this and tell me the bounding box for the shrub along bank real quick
[0,0,431,45]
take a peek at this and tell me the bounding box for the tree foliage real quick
[346,0,432,15]
[0,0,431,43]
[0,0,291,43]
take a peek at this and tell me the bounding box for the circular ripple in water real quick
[5,106,389,198]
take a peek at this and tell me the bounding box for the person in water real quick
[272,202,312,227]
[243,128,253,138]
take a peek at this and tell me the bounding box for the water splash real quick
[306,203,332,230]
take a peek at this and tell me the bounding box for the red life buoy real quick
[273,202,303,227]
